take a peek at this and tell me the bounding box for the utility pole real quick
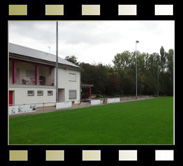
[157,60,160,97]
[56,21,58,102]
[135,40,139,99]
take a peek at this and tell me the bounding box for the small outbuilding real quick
[81,83,94,99]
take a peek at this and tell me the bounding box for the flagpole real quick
[56,21,58,102]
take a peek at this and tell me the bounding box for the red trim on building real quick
[9,58,54,68]
[12,61,17,84]
[9,91,13,105]
[81,83,93,99]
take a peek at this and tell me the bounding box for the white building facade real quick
[9,43,81,108]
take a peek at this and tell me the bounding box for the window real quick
[48,90,53,96]
[27,90,34,96]
[69,90,77,99]
[69,73,76,82]
[37,90,44,96]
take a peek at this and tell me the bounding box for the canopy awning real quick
[81,83,94,88]
[81,83,94,99]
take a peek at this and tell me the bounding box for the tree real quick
[113,51,132,72]
[80,63,109,95]
[160,46,166,72]
[112,51,135,95]
[65,48,173,97]
[165,49,173,96]
[65,55,79,65]
[107,71,122,95]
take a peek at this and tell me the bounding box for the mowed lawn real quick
[9,97,173,145]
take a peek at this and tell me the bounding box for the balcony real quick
[9,59,55,87]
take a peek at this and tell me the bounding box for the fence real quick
[9,96,155,116]
[9,78,55,86]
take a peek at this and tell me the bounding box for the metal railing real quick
[9,78,55,86]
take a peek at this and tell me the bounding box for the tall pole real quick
[56,21,58,102]
[135,40,139,99]
[157,62,159,97]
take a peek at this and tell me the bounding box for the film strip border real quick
[4,1,177,166]
[8,149,175,161]
[8,4,174,16]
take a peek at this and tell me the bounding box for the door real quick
[9,91,13,105]
[58,89,65,102]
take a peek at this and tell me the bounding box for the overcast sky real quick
[9,21,174,65]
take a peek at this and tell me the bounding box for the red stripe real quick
[12,61,17,84]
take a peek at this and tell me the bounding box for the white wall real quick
[91,100,101,106]
[58,89,65,102]
[9,105,36,115]
[57,68,81,102]
[56,101,72,109]
[107,98,120,104]
[9,87,56,106]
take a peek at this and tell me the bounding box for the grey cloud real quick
[9,21,174,64]
[9,21,56,45]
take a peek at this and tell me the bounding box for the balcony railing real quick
[10,77,55,86]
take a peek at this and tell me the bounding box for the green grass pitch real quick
[9,97,173,145]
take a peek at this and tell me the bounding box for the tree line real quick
[65,46,173,97]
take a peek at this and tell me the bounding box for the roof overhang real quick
[81,83,94,88]
[9,53,82,72]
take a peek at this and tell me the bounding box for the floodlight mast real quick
[56,21,59,102]
[135,40,139,100]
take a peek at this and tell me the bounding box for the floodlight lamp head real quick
[136,40,139,43]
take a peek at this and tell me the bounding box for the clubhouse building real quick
[9,43,81,108]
